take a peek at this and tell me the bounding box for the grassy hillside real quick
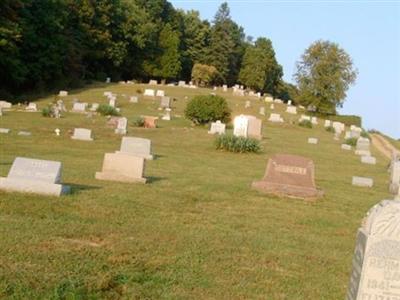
[0,83,392,299]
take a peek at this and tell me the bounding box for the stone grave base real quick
[115,151,153,160]
[0,177,70,196]
[95,172,146,183]
[251,181,323,199]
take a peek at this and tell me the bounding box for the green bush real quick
[132,116,145,127]
[345,137,358,146]
[41,106,51,117]
[215,134,261,153]
[328,114,362,127]
[96,104,120,116]
[185,95,231,125]
[136,88,142,94]
[325,126,335,133]
[298,120,312,128]
[361,130,370,139]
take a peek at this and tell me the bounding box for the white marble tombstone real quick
[346,199,400,300]
[156,90,165,97]
[265,96,273,103]
[208,121,226,135]
[71,102,87,113]
[352,177,374,187]
[115,117,127,135]
[222,85,228,92]
[109,98,116,107]
[160,96,170,108]
[161,109,171,121]
[90,103,99,112]
[149,79,157,85]
[361,156,376,165]
[26,103,37,111]
[0,157,70,196]
[325,120,332,128]
[342,144,352,151]
[233,115,249,138]
[117,137,153,160]
[130,96,138,103]
[308,138,318,144]
[286,106,297,114]
[59,90,68,97]
[0,128,10,134]
[245,100,251,108]
[311,117,318,125]
[71,128,93,141]
[356,137,371,156]
[259,107,265,116]
[268,113,283,123]
[144,89,155,97]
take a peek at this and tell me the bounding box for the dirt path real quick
[370,133,400,160]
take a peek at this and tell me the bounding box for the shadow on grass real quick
[146,176,165,184]
[67,183,102,195]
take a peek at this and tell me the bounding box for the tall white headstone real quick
[233,115,249,138]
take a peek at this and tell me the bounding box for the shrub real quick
[345,137,358,146]
[132,116,145,127]
[185,95,231,125]
[136,88,142,94]
[96,104,120,116]
[328,114,361,127]
[298,120,312,128]
[325,126,335,133]
[41,106,51,117]
[215,134,261,153]
[361,130,370,139]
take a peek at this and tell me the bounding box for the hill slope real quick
[0,83,393,299]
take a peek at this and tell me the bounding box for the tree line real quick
[0,1,357,114]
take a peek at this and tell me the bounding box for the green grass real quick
[0,83,392,299]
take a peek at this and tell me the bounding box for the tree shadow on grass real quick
[146,176,165,184]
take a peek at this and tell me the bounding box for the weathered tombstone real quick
[247,116,262,140]
[18,131,31,136]
[308,138,318,144]
[130,96,138,103]
[117,137,153,160]
[160,96,170,108]
[288,100,292,105]
[324,120,332,128]
[342,144,352,151]
[95,153,146,183]
[71,102,87,113]
[0,101,12,109]
[149,79,158,85]
[0,128,10,134]
[259,107,265,116]
[352,176,374,187]
[274,99,283,104]
[299,115,311,122]
[26,102,37,112]
[286,106,297,114]
[109,98,116,107]
[233,115,249,138]
[143,89,155,97]
[143,116,158,128]
[55,128,60,136]
[90,103,99,112]
[178,81,186,87]
[333,121,345,134]
[0,157,70,196]
[106,77,111,83]
[208,120,226,135]
[251,154,323,199]
[71,128,93,141]
[57,99,66,112]
[245,100,251,108]
[311,117,318,125]
[265,96,273,103]
[222,85,228,92]
[268,113,284,123]
[346,199,400,300]
[351,126,362,139]
[356,137,371,156]
[361,156,376,165]
[59,90,68,97]
[115,117,127,135]
[161,109,171,121]
[156,90,165,97]
[345,131,352,140]
[270,104,275,110]
[390,161,400,194]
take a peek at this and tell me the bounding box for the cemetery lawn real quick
[0,83,392,299]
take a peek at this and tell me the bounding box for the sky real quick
[170,0,400,139]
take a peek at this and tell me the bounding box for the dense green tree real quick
[191,63,219,86]
[239,38,283,95]
[294,40,357,114]
[206,2,245,85]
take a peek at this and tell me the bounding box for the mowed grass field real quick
[0,83,393,299]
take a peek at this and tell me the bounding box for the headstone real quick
[311,117,318,125]
[233,115,249,138]
[156,90,165,97]
[251,154,323,199]
[222,85,228,92]
[352,176,374,187]
[0,128,10,134]
[95,153,146,183]
[286,106,297,114]
[117,137,153,160]
[160,96,170,108]
[208,121,226,135]
[0,107,2,116]
[178,81,186,87]
[90,103,99,112]
[161,109,171,121]
[71,102,87,113]
[18,131,31,136]
[333,121,345,134]
[390,161,400,194]
[143,89,155,97]
[342,144,352,151]
[361,156,376,165]
[345,131,351,140]
[55,128,60,136]
[106,77,111,83]
[0,157,70,196]
[104,91,112,97]
[259,107,265,116]
[149,79,158,85]
[115,117,127,135]
[265,96,273,103]
[346,199,400,300]
[56,99,66,112]
[351,126,362,139]
[299,115,311,122]
[325,120,332,128]
[109,98,116,107]
[130,96,138,103]
[71,128,93,141]
[268,113,284,123]
[308,138,318,144]
[26,103,37,112]
[143,116,158,128]
[274,99,283,104]
[356,137,371,156]
[0,101,12,109]
[59,91,68,97]
[245,100,251,108]
[288,100,292,105]
[270,104,275,110]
